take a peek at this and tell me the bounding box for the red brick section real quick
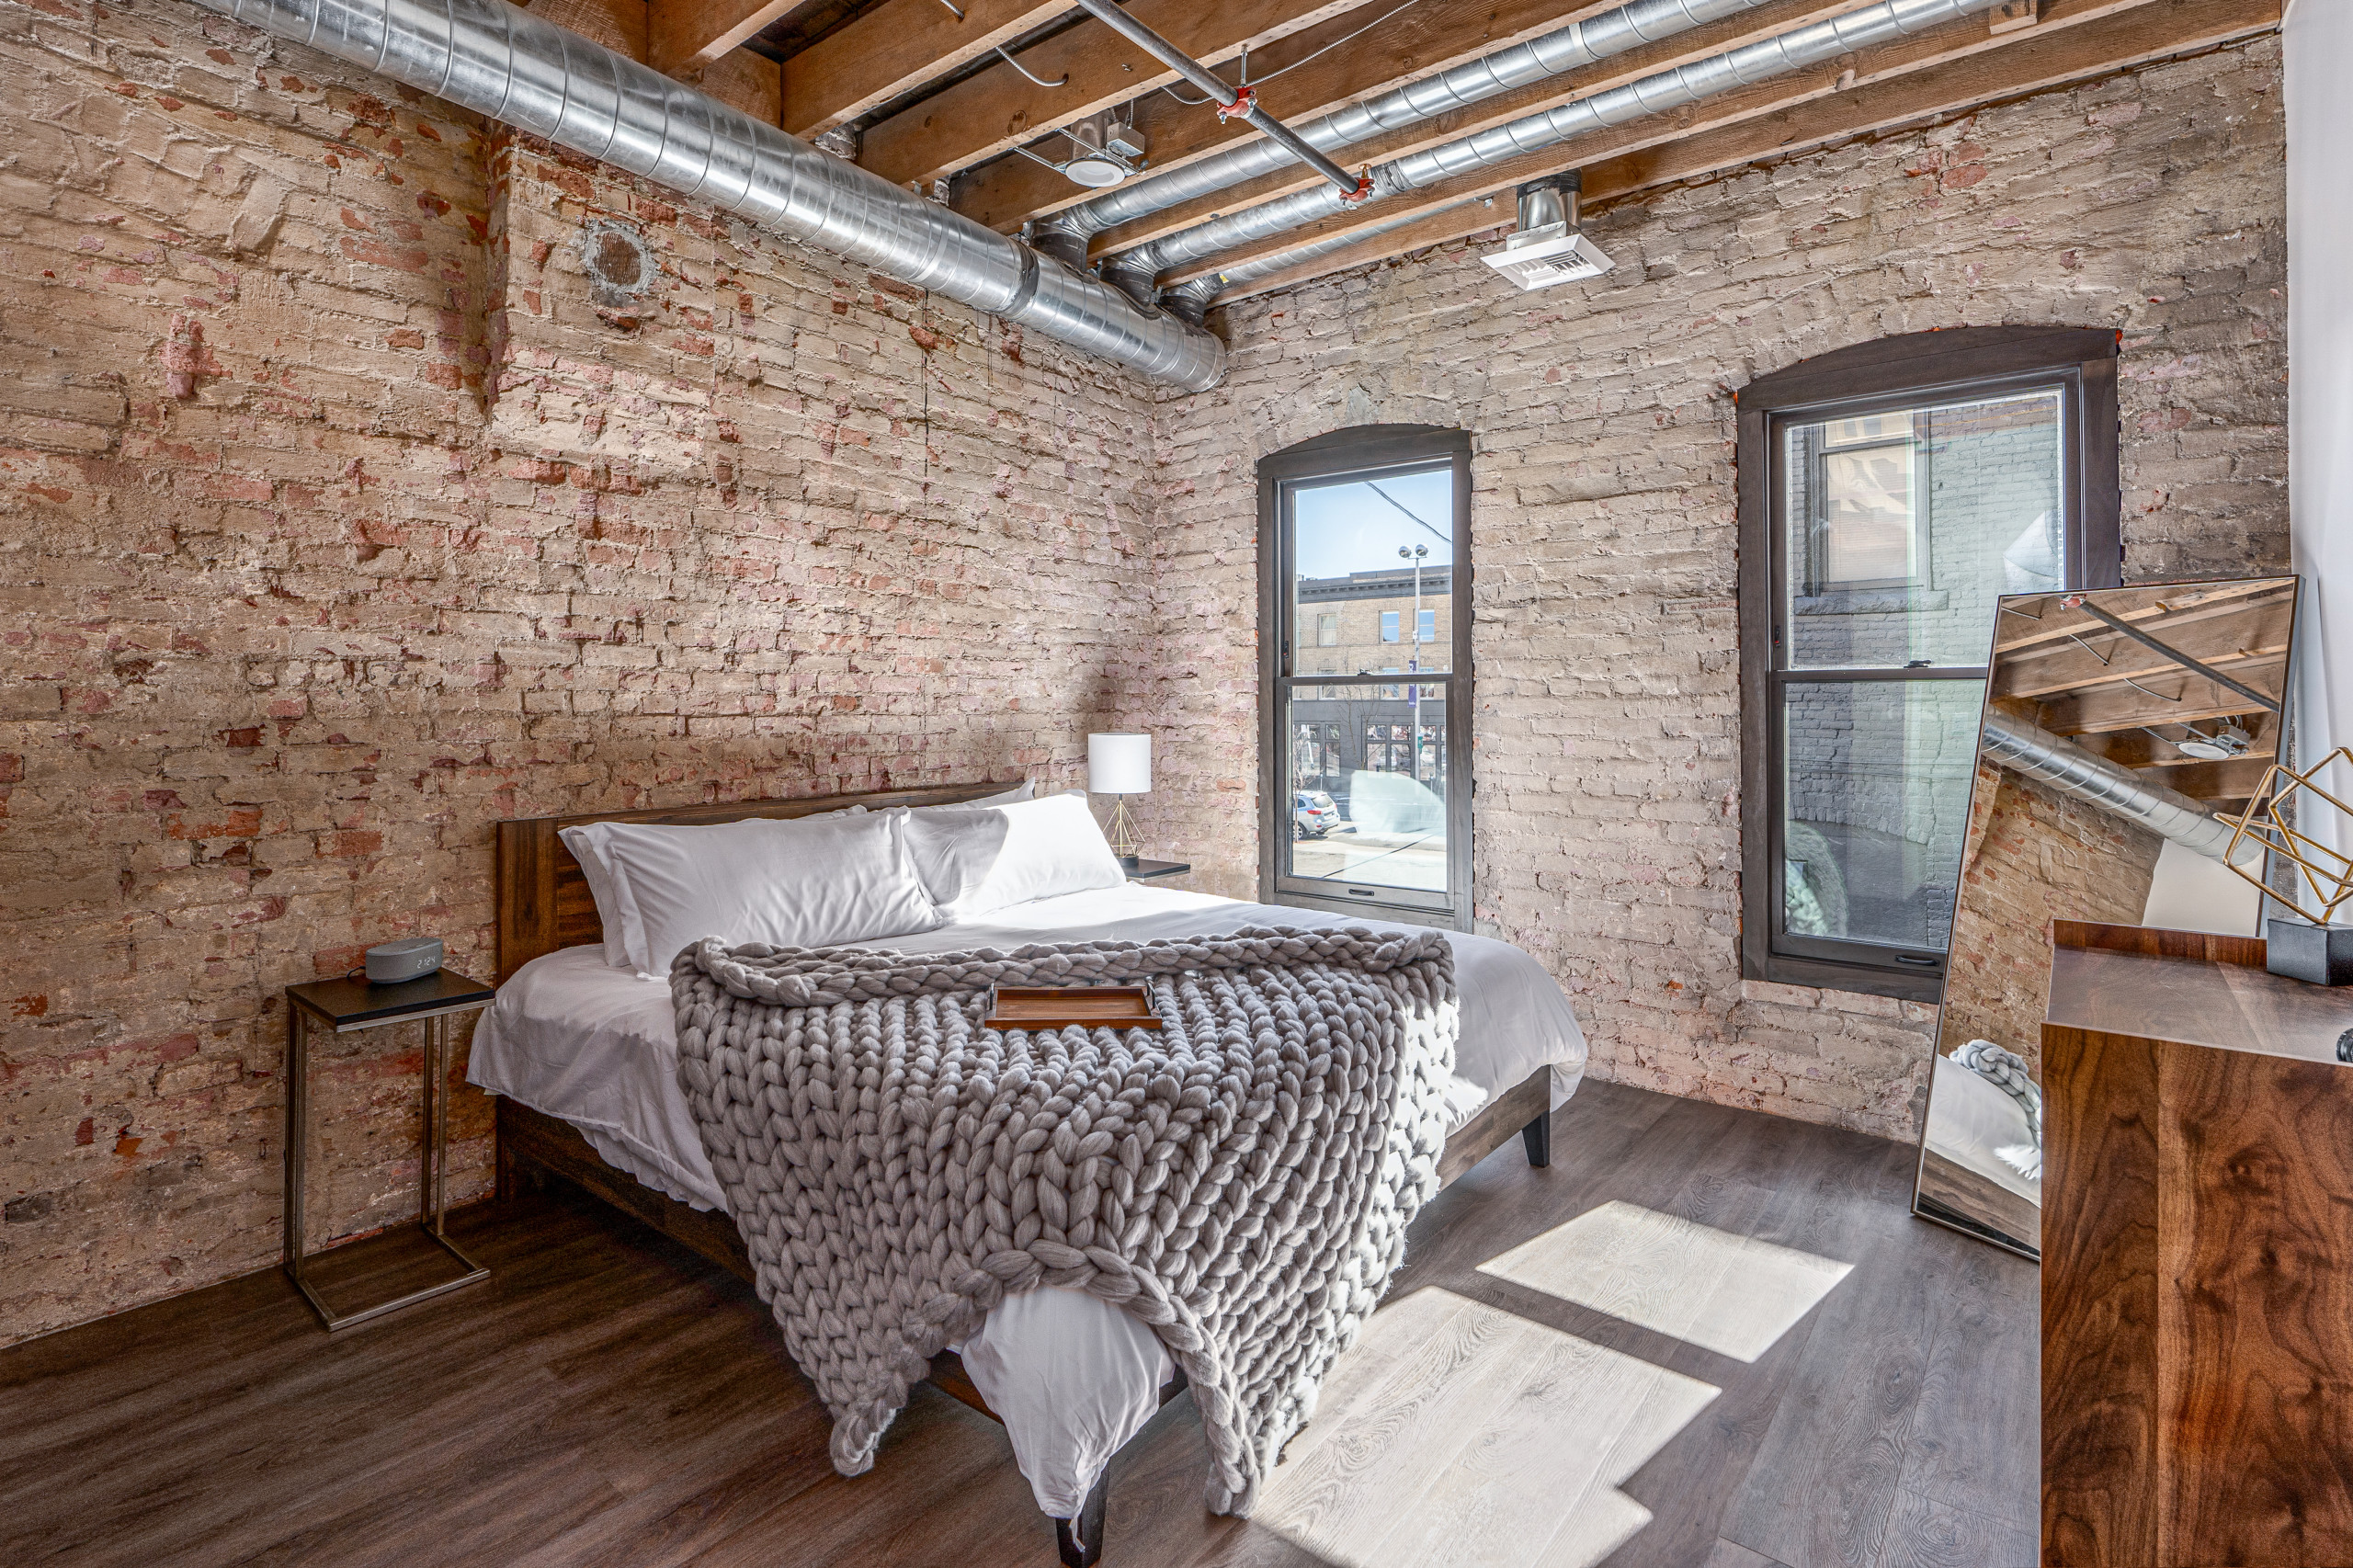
[0,0,1163,1346]
[1941,763,2163,1082]
[1145,36,2290,1142]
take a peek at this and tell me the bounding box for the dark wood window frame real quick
[1737,326,2122,1000]
[1258,424,1474,932]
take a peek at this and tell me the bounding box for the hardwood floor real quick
[0,1081,2038,1568]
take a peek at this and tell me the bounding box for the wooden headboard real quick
[493,781,1017,983]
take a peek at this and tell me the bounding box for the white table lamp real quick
[1087,732,1152,862]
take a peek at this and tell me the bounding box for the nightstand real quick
[1121,858,1192,881]
[283,970,495,1331]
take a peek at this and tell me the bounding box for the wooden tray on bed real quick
[984,984,1163,1031]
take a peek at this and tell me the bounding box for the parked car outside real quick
[1293,790,1340,839]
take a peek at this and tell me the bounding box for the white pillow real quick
[565,810,943,973]
[562,804,873,970]
[904,791,1126,918]
[559,822,642,971]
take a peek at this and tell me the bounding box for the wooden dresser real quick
[2042,921,2353,1567]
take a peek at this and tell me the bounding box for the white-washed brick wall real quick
[1143,36,2288,1142]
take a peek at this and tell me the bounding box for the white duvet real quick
[1925,1051,2042,1204]
[468,883,1586,1516]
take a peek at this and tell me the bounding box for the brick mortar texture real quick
[1143,36,2287,1145]
[0,0,2290,1346]
[0,0,1165,1345]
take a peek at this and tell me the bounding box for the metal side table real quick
[284,971,495,1331]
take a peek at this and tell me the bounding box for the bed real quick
[1917,1051,2042,1253]
[474,784,1588,1564]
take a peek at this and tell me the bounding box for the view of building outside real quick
[1283,465,1456,896]
[1777,390,2065,954]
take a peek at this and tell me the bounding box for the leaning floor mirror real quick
[1913,574,2299,1258]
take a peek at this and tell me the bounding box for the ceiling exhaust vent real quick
[1483,173,1613,290]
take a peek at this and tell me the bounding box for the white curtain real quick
[2289,0,2353,854]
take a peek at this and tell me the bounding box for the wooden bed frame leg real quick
[1520,1110,1552,1168]
[1054,1471,1109,1568]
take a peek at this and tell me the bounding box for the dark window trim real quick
[1736,327,2122,1001]
[1257,425,1474,931]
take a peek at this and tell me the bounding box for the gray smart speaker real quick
[365,937,445,984]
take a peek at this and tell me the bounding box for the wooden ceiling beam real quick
[1082,0,1890,260]
[2031,653,2290,735]
[651,0,795,79]
[1199,0,2279,302]
[1995,615,2296,702]
[855,0,1369,189]
[950,0,1630,233]
[1995,578,2292,654]
[2072,710,2279,769]
[2143,755,2276,805]
[770,0,1068,137]
[2008,641,2290,710]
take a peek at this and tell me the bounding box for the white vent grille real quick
[1481,223,1614,290]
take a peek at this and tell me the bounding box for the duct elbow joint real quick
[1104,261,1159,309]
[1028,218,1091,270]
[1164,279,1219,325]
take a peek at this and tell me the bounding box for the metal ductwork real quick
[1156,199,1467,317]
[1048,0,1777,255]
[1131,0,2005,308]
[1980,710,2263,868]
[193,0,1225,391]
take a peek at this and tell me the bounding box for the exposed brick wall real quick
[0,0,2291,1350]
[0,0,1162,1346]
[1939,760,2163,1080]
[1145,36,2289,1142]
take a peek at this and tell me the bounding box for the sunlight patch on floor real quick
[1475,1199,1852,1362]
[1256,1288,1719,1568]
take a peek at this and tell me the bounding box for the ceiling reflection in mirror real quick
[1913,574,2298,1258]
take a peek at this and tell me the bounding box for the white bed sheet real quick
[467,884,1587,1515]
[1925,1051,2042,1204]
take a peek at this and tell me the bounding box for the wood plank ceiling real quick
[1989,578,2299,811]
[540,0,2280,310]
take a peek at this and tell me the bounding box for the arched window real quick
[1257,426,1472,930]
[1738,326,2122,998]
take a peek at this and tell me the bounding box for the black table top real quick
[1121,858,1192,881]
[288,969,495,1028]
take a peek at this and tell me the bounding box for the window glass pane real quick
[1780,679,1984,950]
[1290,466,1453,676]
[1287,683,1449,894]
[1782,390,2063,670]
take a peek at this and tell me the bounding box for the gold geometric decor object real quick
[2221,746,2353,926]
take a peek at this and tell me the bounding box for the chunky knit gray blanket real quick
[670,926,1458,1516]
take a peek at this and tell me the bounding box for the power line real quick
[1365,480,1451,549]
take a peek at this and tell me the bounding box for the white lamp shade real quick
[1087,732,1152,795]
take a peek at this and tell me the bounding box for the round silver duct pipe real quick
[1045,0,1775,254]
[192,0,1225,391]
[1129,0,2003,303]
[1980,710,2263,868]
[1157,196,1490,317]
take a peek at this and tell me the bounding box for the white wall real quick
[2141,837,2265,935]
[2288,0,2353,846]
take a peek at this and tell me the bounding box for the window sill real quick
[1745,950,1943,1004]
